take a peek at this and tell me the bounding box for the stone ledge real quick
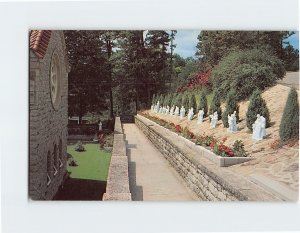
[114,117,123,134]
[112,134,126,156]
[135,114,281,201]
[106,156,130,194]
[103,192,132,201]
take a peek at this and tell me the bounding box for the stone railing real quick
[135,114,281,201]
[103,117,131,201]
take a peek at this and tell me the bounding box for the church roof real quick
[30,30,52,58]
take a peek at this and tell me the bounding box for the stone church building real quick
[29,30,69,200]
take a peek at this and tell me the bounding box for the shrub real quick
[168,93,173,106]
[279,87,299,141]
[152,94,156,105]
[222,90,239,127]
[189,94,197,111]
[209,91,222,120]
[232,140,247,157]
[211,49,285,101]
[246,89,270,131]
[175,93,183,107]
[182,93,189,109]
[163,94,170,106]
[75,141,85,152]
[198,91,208,117]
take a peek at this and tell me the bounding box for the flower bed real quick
[140,112,247,158]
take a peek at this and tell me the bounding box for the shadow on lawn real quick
[53,177,106,201]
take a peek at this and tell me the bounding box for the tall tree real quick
[64,30,110,123]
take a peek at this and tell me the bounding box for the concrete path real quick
[123,123,199,201]
[278,71,299,89]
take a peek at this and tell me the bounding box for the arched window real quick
[47,151,51,186]
[49,52,61,110]
[58,139,63,168]
[53,144,58,176]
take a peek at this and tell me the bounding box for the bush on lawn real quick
[246,89,270,131]
[75,141,85,152]
[198,91,208,117]
[211,48,285,101]
[209,91,222,120]
[222,90,240,128]
[279,87,299,141]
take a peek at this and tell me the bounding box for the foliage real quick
[175,93,183,107]
[182,127,195,139]
[75,141,85,152]
[211,49,285,101]
[188,94,197,111]
[232,140,247,157]
[182,93,189,109]
[198,91,208,117]
[177,70,211,92]
[279,88,299,141]
[246,89,270,131]
[282,44,299,71]
[176,58,200,92]
[209,91,222,120]
[222,90,240,127]
[196,31,293,66]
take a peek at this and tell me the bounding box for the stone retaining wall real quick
[135,114,281,201]
[103,117,131,201]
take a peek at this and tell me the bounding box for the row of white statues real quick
[151,101,266,141]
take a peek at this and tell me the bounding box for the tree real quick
[175,93,183,107]
[64,30,110,122]
[196,31,293,67]
[189,94,197,111]
[182,93,189,109]
[246,89,270,131]
[209,91,222,120]
[211,49,285,101]
[222,90,239,127]
[151,94,156,105]
[198,91,208,117]
[279,88,299,141]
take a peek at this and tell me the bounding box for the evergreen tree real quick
[209,91,222,120]
[158,94,164,105]
[222,90,240,127]
[189,94,197,111]
[168,93,173,106]
[246,89,270,131]
[198,91,208,117]
[182,93,189,109]
[152,94,156,105]
[176,93,183,107]
[163,94,170,106]
[279,88,299,141]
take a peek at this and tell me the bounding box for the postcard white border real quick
[0,0,299,232]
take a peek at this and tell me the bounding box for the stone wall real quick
[135,114,281,201]
[103,117,131,201]
[29,31,69,200]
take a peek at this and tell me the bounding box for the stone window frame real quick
[53,144,58,176]
[49,49,62,111]
[58,139,63,168]
[46,151,52,186]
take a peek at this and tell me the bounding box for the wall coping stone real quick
[114,117,123,134]
[136,114,282,201]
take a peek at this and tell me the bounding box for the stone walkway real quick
[123,123,199,201]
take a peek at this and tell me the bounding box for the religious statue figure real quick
[210,111,218,128]
[180,106,186,118]
[187,107,194,121]
[165,106,170,115]
[227,111,237,133]
[170,105,174,116]
[252,114,266,140]
[197,108,204,124]
[174,106,180,116]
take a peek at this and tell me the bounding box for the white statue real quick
[174,106,180,116]
[252,114,266,140]
[210,111,218,128]
[155,101,160,113]
[165,106,170,115]
[227,111,237,133]
[159,106,162,114]
[187,107,194,121]
[197,108,204,124]
[170,105,174,116]
[98,121,102,131]
[180,106,186,118]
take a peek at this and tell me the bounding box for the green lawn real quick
[67,143,111,181]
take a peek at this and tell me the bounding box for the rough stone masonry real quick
[29,30,69,200]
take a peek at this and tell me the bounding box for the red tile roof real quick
[30,30,52,58]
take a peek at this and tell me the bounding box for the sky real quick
[173,30,299,58]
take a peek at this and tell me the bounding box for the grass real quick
[54,143,111,200]
[67,143,111,181]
